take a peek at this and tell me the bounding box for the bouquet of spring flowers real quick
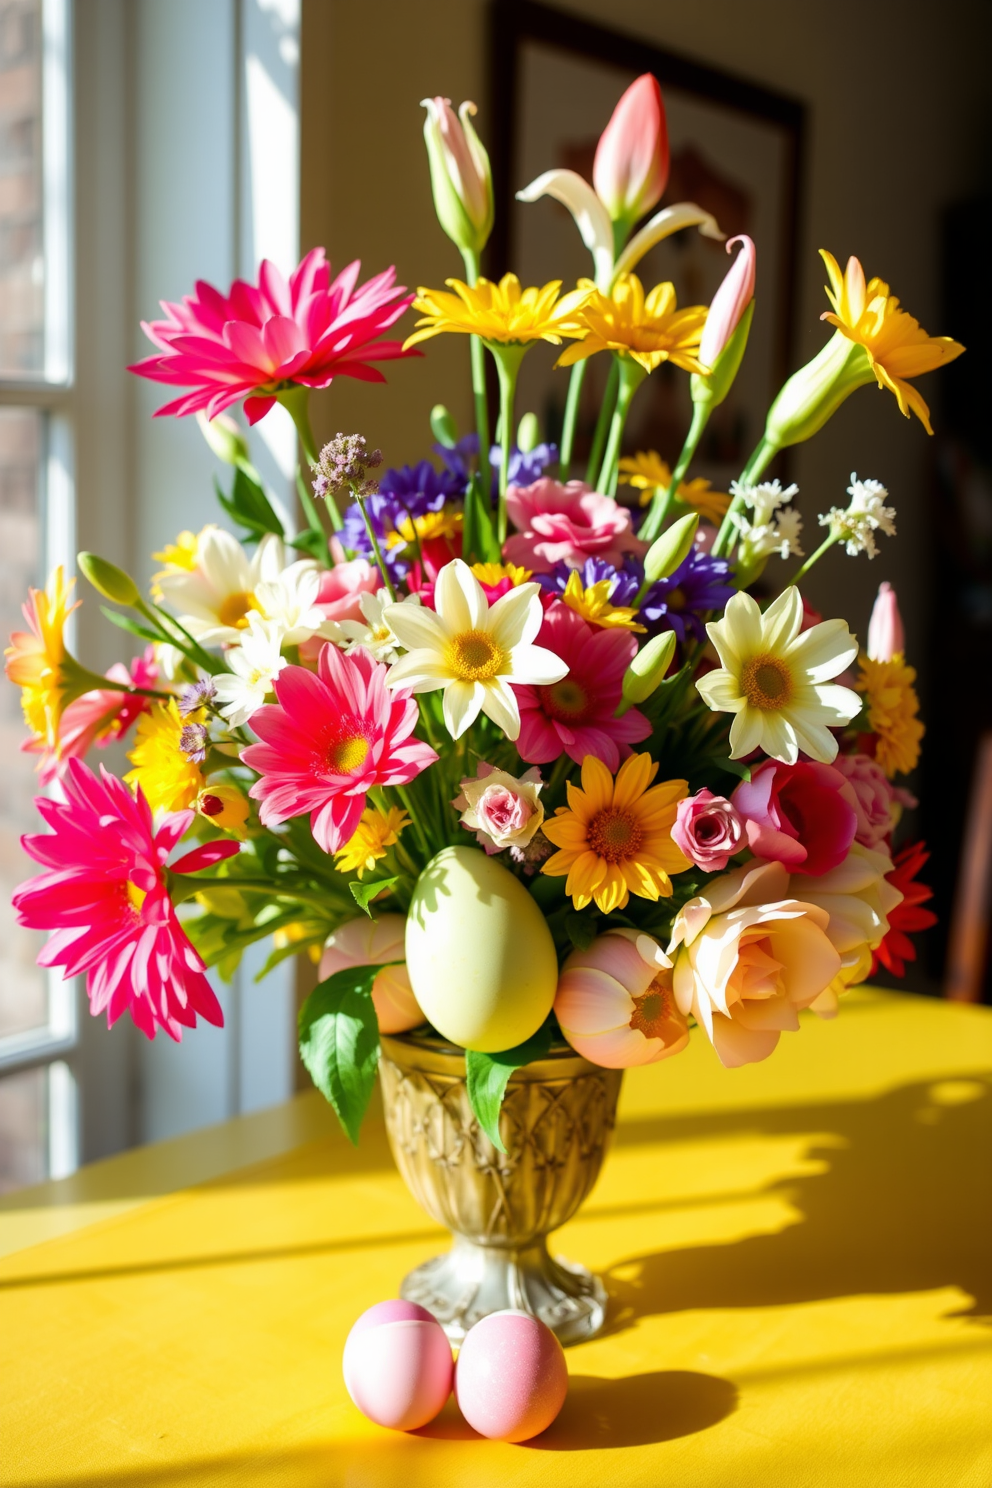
[6,77,960,1146]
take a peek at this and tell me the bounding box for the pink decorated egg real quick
[343,1300,453,1431]
[454,1309,568,1442]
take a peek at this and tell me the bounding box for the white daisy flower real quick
[695,585,860,764]
[252,565,326,645]
[819,474,896,558]
[337,590,421,664]
[383,558,567,741]
[156,527,312,646]
[213,614,288,727]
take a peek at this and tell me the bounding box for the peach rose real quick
[319,913,423,1034]
[554,929,689,1068]
[668,860,841,1068]
[786,843,903,1015]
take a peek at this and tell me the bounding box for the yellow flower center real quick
[126,880,148,915]
[741,653,794,711]
[218,590,258,629]
[327,735,370,773]
[446,630,507,682]
[587,807,643,864]
[629,974,674,1040]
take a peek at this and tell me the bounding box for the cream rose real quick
[787,842,903,1015]
[454,763,545,854]
[668,860,841,1068]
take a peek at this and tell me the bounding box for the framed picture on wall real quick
[487,0,806,494]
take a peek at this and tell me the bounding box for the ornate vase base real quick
[399,1234,608,1346]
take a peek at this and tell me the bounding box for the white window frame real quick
[0,0,78,1182]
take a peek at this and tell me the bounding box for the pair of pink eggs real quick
[343,1301,568,1443]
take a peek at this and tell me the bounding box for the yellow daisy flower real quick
[125,699,205,812]
[402,273,591,350]
[820,250,964,435]
[384,509,463,550]
[470,561,532,587]
[618,450,731,525]
[856,654,924,778]
[334,806,410,879]
[4,566,81,750]
[555,275,708,376]
[560,571,645,631]
[151,529,198,601]
[542,753,690,913]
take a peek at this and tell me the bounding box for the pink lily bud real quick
[699,235,756,367]
[593,74,669,229]
[421,97,493,255]
[867,581,905,661]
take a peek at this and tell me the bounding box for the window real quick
[0,0,74,1193]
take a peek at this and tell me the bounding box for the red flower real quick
[871,841,937,977]
[129,248,417,425]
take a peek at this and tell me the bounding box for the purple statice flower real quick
[313,433,381,501]
[177,677,217,717]
[179,722,209,763]
[435,434,558,496]
[536,556,642,607]
[639,550,735,643]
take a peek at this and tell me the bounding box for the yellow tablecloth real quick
[2,987,991,1487]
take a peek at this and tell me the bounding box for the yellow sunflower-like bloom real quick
[470,561,532,587]
[403,274,591,349]
[4,566,81,750]
[542,753,690,913]
[125,699,205,812]
[385,509,463,550]
[855,654,924,778]
[334,806,410,879]
[618,450,731,525]
[555,275,708,375]
[560,571,645,631]
[820,251,964,434]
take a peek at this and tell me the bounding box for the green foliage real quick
[349,876,400,916]
[214,469,284,543]
[565,908,598,951]
[465,1022,553,1152]
[462,471,500,565]
[298,965,384,1144]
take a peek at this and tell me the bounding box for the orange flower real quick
[5,567,80,750]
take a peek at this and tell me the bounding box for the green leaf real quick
[298,965,382,1144]
[462,471,500,566]
[100,607,163,644]
[349,876,399,916]
[465,1023,553,1153]
[708,756,752,782]
[565,909,597,952]
[214,469,284,541]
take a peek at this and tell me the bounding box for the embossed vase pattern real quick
[379,1031,623,1345]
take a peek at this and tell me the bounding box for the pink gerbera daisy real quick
[514,603,652,771]
[242,643,437,854]
[13,759,238,1041]
[129,248,419,425]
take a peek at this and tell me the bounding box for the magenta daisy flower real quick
[129,248,418,425]
[514,603,652,771]
[242,643,437,854]
[13,760,238,1041]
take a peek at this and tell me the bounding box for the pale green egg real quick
[405,846,558,1052]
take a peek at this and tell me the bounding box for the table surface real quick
[2,986,991,1488]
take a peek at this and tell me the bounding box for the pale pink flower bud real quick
[671,789,744,871]
[320,914,423,1034]
[867,581,905,661]
[453,763,545,854]
[699,235,756,368]
[593,74,669,227]
[555,929,689,1068]
[421,97,494,254]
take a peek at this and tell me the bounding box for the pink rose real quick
[671,789,744,871]
[316,556,381,622]
[453,763,545,855]
[832,753,902,848]
[503,478,647,574]
[731,759,857,877]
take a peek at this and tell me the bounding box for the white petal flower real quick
[695,586,860,764]
[338,590,421,664]
[253,563,325,645]
[156,528,313,646]
[384,558,567,741]
[819,474,897,558]
[730,478,805,561]
[213,614,288,727]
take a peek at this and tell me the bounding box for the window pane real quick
[0,405,47,1038]
[0,0,43,376]
[0,1063,46,1192]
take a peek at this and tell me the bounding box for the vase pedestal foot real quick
[399,1234,608,1346]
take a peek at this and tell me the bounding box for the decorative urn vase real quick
[379,1030,623,1346]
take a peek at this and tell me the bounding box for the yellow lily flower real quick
[402,273,590,349]
[555,275,708,375]
[560,571,645,631]
[820,251,964,434]
[618,450,731,524]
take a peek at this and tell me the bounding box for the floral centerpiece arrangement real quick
[7,77,957,1159]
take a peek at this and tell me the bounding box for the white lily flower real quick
[157,527,312,646]
[252,563,326,645]
[213,614,288,727]
[384,558,567,741]
[338,590,421,664]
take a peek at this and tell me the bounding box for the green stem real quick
[279,386,343,533]
[586,359,619,489]
[791,531,838,585]
[461,249,492,500]
[712,436,779,559]
[598,359,644,497]
[639,402,712,543]
[394,785,432,859]
[493,354,522,546]
[545,752,574,801]
[355,495,397,601]
[558,361,588,480]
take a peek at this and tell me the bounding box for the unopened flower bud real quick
[643,512,699,583]
[196,410,251,468]
[77,552,140,606]
[430,404,459,448]
[517,412,540,453]
[422,97,494,256]
[593,74,669,234]
[867,581,905,661]
[620,630,677,709]
[763,332,873,454]
[692,236,756,411]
